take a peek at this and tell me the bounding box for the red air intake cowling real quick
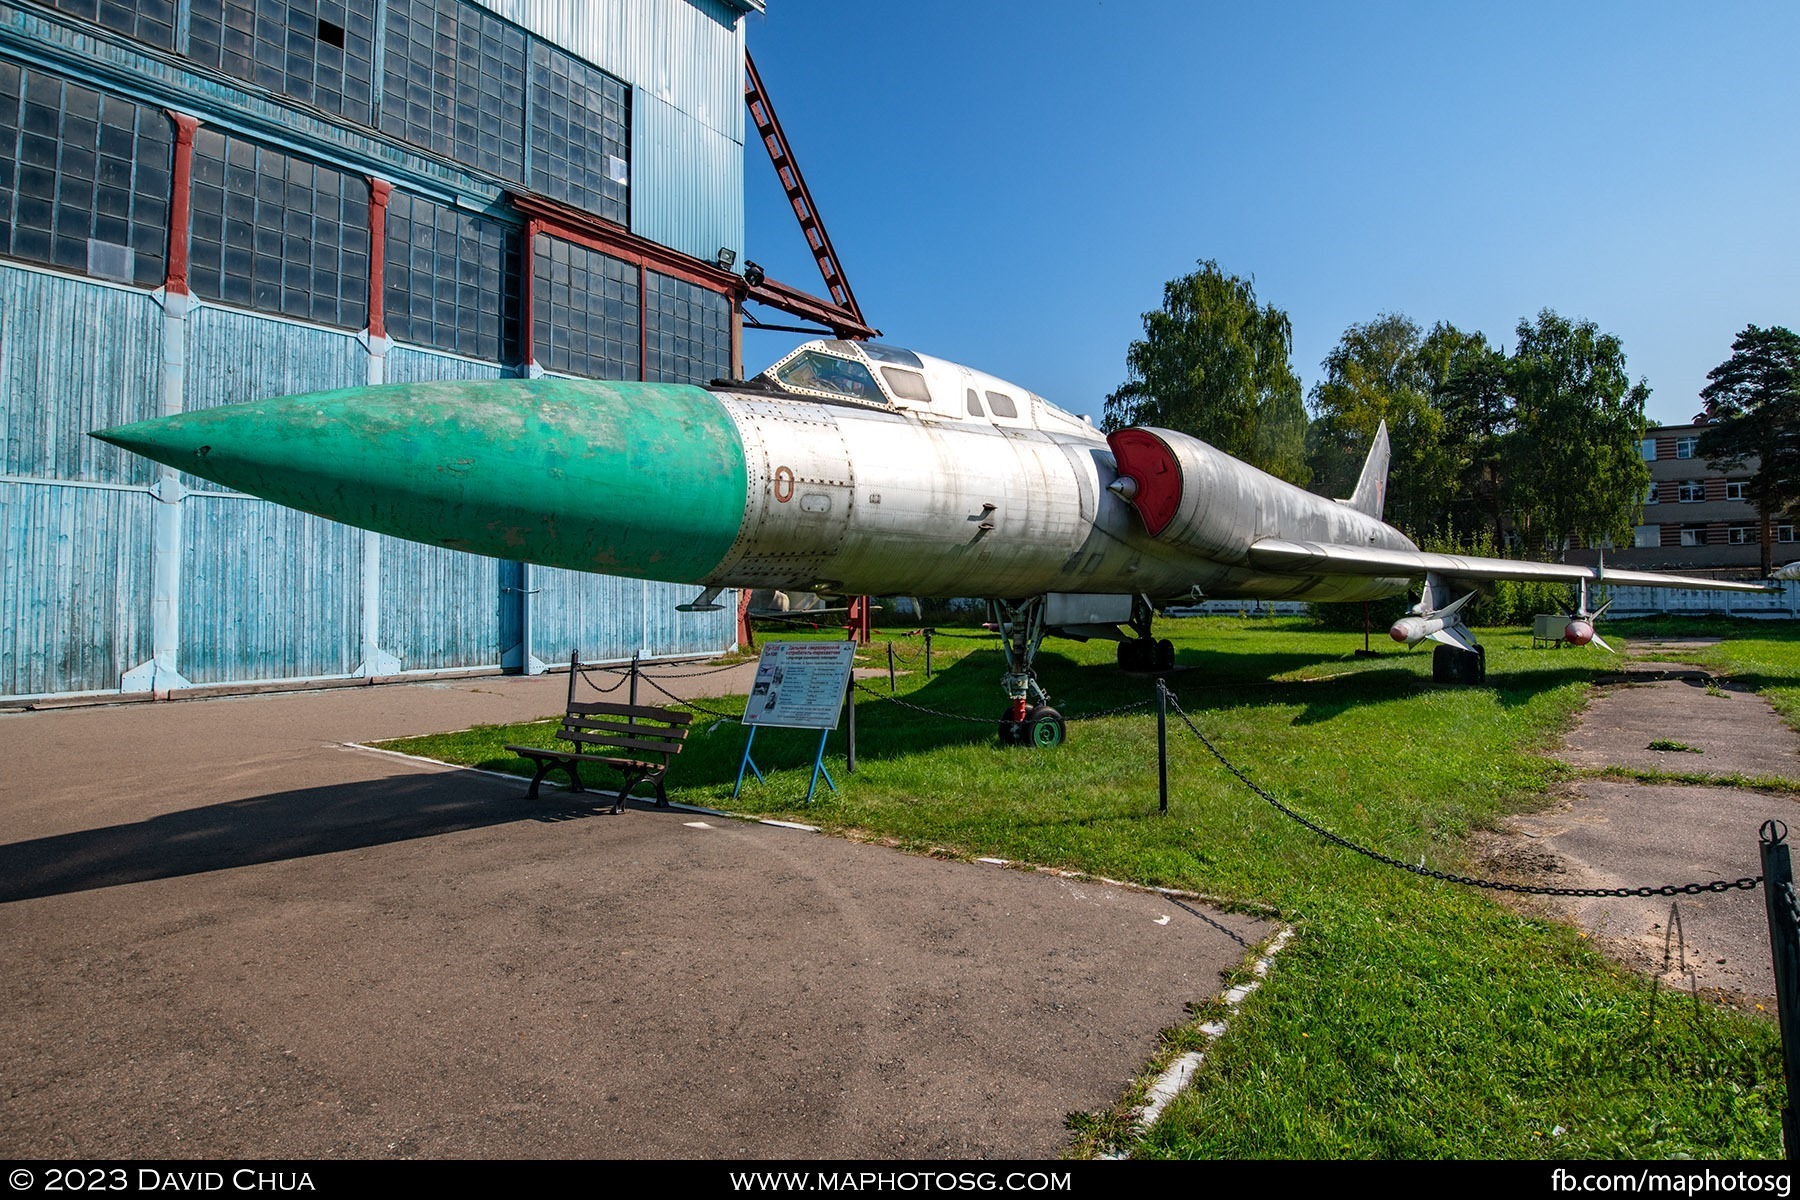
[1106,428,1184,537]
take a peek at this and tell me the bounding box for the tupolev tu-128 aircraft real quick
[95,337,1771,747]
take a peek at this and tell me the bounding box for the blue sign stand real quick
[732,727,765,797]
[731,641,855,806]
[731,726,838,805]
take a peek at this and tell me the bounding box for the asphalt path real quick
[0,669,1267,1159]
[1487,648,1800,1000]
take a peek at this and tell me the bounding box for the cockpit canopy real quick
[748,339,1093,434]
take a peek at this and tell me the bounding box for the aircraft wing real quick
[1247,538,1778,594]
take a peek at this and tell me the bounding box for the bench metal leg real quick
[525,756,583,799]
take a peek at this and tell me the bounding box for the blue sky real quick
[740,2,1797,430]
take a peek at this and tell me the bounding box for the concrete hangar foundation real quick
[0,0,760,701]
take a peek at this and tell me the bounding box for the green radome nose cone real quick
[94,378,748,582]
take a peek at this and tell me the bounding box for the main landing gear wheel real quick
[1117,638,1175,672]
[1432,644,1486,685]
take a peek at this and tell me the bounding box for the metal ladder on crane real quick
[744,50,868,331]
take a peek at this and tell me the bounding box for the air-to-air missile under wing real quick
[94,338,1772,746]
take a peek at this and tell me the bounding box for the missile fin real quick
[1427,625,1479,654]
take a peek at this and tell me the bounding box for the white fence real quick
[1600,580,1800,619]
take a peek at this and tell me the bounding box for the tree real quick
[1103,260,1309,484]
[1504,310,1651,555]
[1697,324,1800,575]
[1303,313,1454,536]
[1420,323,1511,545]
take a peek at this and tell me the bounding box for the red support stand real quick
[846,596,873,645]
[737,588,756,650]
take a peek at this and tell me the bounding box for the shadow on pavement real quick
[0,770,626,903]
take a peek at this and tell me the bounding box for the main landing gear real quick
[1115,594,1174,672]
[989,598,1066,747]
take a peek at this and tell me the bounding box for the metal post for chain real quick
[1156,678,1170,815]
[924,627,933,679]
[1761,819,1800,1161]
[888,642,896,692]
[629,650,640,707]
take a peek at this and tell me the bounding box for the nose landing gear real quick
[990,597,1066,748]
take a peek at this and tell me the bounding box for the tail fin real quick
[1346,420,1390,519]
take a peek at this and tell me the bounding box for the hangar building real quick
[0,0,763,700]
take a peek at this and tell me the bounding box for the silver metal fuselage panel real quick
[706,392,1410,604]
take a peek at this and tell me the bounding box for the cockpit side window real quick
[965,389,985,418]
[773,351,883,402]
[985,390,1018,419]
[861,344,925,369]
[881,367,933,405]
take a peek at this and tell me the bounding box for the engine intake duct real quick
[1106,426,1390,561]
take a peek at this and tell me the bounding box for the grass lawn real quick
[377,615,1792,1159]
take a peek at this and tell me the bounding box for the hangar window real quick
[1678,526,1709,547]
[530,234,638,379]
[984,391,1018,419]
[528,42,629,226]
[188,0,374,125]
[380,0,527,182]
[0,64,171,288]
[1677,480,1705,503]
[881,367,932,405]
[39,0,176,50]
[188,130,369,328]
[774,351,881,402]
[1632,525,1659,548]
[384,190,520,362]
[645,271,730,385]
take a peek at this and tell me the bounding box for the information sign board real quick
[741,641,857,729]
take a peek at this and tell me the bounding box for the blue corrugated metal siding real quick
[179,494,363,684]
[642,579,735,657]
[531,568,733,664]
[384,345,508,384]
[181,307,365,495]
[379,537,503,672]
[0,268,162,485]
[183,307,365,412]
[0,480,153,696]
[632,92,745,265]
[471,0,745,140]
[377,344,507,672]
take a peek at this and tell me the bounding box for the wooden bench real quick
[505,699,693,813]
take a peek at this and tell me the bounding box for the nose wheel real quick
[990,597,1065,748]
[1000,704,1066,748]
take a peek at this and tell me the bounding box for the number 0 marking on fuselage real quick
[773,466,795,503]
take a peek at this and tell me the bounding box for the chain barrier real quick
[585,659,750,679]
[571,664,629,694]
[851,680,995,724]
[847,679,1155,725]
[633,670,745,721]
[1064,697,1155,722]
[1166,694,1762,899]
